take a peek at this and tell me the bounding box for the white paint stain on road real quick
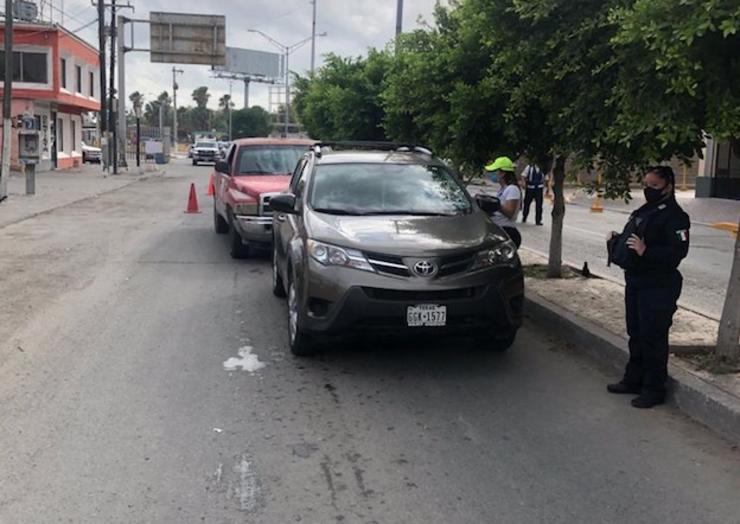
[236,455,259,512]
[222,346,266,373]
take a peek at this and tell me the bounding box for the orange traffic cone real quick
[206,174,215,196]
[185,183,201,213]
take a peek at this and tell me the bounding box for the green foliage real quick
[231,107,272,139]
[293,51,391,141]
[143,91,172,129]
[608,0,740,156]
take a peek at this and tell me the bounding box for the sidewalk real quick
[520,248,740,443]
[567,188,739,226]
[0,165,157,229]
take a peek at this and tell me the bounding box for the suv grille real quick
[364,251,476,278]
[362,287,480,301]
[365,253,410,277]
[438,252,475,277]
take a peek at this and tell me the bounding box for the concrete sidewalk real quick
[567,189,739,226]
[0,165,159,229]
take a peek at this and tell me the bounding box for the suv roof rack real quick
[311,141,433,158]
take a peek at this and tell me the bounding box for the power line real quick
[72,17,97,33]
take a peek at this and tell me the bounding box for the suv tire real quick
[214,203,229,234]
[287,279,316,356]
[192,159,198,166]
[272,245,286,297]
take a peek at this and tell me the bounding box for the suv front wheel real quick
[287,278,316,356]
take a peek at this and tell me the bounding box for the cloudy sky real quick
[49,0,441,112]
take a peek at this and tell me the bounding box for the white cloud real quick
[52,0,442,111]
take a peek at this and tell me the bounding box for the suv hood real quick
[232,175,290,199]
[306,210,505,256]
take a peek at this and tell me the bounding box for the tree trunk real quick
[547,155,567,278]
[716,219,740,360]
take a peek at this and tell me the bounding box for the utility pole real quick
[117,14,126,168]
[243,79,249,109]
[97,0,107,172]
[310,0,317,74]
[109,0,117,174]
[395,0,403,36]
[172,67,183,149]
[1,0,13,201]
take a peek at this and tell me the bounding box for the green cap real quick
[484,156,515,172]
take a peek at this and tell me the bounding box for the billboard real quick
[215,47,282,79]
[150,12,226,66]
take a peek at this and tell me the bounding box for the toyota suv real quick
[270,142,524,355]
[213,138,314,258]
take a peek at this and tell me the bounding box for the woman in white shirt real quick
[483,156,522,247]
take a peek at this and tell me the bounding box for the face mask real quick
[644,186,667,204]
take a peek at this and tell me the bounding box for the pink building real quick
[0,22,101,171]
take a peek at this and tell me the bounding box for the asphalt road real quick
[469,186,734,320]
[1,161,739,523]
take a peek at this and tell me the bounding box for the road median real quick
[520,248,740,444]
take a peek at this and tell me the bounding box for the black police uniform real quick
[522,165,545,225]
[608,196,690,400]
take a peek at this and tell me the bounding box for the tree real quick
[144,91,171,129]
[191,86,212,130]
[608,0,740,357]
[231,106,272,139]
[294,51,391,141]
[218,94,234,115]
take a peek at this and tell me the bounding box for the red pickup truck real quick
[213,138,313,258]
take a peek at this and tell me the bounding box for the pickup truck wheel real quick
[287,280,316,356]
[230,226,250,259]
[214,203,229,234]
[272,246,286,297]
[192,159,198,166]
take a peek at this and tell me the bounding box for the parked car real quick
[218,141,230,157]
[212,137,314,258]
[192,140,220,165]
[81,141,102,163]
[270,142,524,355]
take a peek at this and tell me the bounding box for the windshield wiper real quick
[312,208,360,216]
[357,210,458,217]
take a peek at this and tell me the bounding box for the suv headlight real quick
[472,241,518,270]
[308,240,374,272]
[234,202,259,215]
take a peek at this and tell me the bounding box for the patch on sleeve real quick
[676,229,689,242]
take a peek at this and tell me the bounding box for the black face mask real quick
[644,186,667,204]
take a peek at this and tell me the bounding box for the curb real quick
[525,292,740,445]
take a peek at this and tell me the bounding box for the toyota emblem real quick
[413,260,437,277]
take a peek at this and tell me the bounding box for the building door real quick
[50,111,58,169]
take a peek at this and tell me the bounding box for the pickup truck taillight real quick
[234,202,259,215]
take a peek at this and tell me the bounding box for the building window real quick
[58,118,64,152]
[0,51,48,84]
[71,119,77,151]
[89,71,94,97]
[75,65,82,93]
[60,58,67,88]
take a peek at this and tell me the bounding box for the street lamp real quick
[247,29,327,137]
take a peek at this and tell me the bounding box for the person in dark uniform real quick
[520,163,547,225]
[606,166,690,408]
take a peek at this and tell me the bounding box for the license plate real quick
[407,304,447,327]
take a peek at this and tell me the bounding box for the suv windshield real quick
[309,163,472,216]
[196,141,217,148]
[236,146,306,175]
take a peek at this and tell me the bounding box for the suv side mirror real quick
[270,193,298,214]
[215,160,230,174]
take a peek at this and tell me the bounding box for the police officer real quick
[606,166,690,408]
[520,163,547,225]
